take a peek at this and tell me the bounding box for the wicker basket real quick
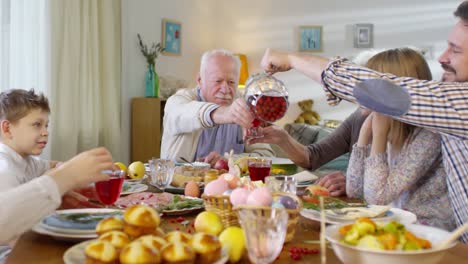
[203,192,302,242]
[202,194,239,228]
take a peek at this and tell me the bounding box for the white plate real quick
[270,157,295,164]
[121,183,148,195]
[32,224,97,242]
[39,208,122,235]
[301,207,417,225]
[63,240,229,264]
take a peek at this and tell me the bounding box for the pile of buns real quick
[85,204,222,264]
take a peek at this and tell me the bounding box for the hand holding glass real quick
[95,170,125,206]
[150,159,175,192]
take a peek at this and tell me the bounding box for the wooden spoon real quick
[435,223,468,249]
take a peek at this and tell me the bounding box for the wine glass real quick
[238,208,289,264]
[149,158,175,192]
[94,170,125,206]
[244,73,289,139]
[247,158,272,183]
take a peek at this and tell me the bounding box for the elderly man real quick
[161,49,274,166]
[260,2,468,243]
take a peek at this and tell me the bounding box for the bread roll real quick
[135,235,168,252]
[190,232,222,264]
[119,240,161,264]
[160,242,195,264]
[123,205,161,238]
[96,217,124,236]
[152,227,166,237]
[124,205,160,227]
[98,231,130,250]
[164,231,192,244]
[85,240,118,264]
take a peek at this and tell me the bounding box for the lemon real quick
[219,226,246,263]
[194,211,223,236]
[128,161,145,179]
[114,162,128,175]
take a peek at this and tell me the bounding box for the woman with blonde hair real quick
[346,47,456,230]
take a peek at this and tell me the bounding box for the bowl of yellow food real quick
[325,218,457,264]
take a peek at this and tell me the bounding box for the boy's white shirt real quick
[0,142,61,244]
[0,143,50,191]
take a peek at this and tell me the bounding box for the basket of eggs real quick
[75,204,226,264]
[202,173,241,228]
[202,173,302,242]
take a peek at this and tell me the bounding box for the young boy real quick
[0,89,115,246]
[0,89,57,192]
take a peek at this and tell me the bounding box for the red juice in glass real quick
[95,177,124,205]
[248,159,272,182]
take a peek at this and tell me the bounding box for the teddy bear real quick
[294,99,320,125]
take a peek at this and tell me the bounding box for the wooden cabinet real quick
[131,97,165,162]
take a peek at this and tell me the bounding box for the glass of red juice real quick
[248,158,272,182]
[95,170,125,206]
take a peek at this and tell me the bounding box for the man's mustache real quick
[441,63,456,73]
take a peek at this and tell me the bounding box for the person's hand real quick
[59,190,102,209]
[247,125,288,145]
[261,48,293,73]
[371,112,392,137]
[357,112,374,146]
[49,147,114,195]
[315,171,346,197]
[200,151,222,168]
[212,98,254,128]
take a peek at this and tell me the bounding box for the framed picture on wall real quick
[353,23,373,48]
[298,26,323,52]
[162,19,181,56]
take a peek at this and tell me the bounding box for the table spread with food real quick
[6,158,468,264]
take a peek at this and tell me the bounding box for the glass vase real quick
[145,64,160,98]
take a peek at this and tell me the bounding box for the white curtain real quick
[50,0,122,161]
[0,0,52,159]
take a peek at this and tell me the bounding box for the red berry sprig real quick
[288,246,319,261]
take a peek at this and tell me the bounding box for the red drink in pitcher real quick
[95,176,124,205]
[254,95,288,122]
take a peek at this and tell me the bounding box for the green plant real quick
[137,33,164,67]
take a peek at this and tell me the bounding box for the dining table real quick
[6,180,468,264]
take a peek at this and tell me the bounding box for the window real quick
[0,0,49,95]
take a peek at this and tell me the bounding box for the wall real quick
[121,0,461,163]
[121,0,217,163]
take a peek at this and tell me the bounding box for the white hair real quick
[199,49,241,77]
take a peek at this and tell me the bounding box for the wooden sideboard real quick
[131,97,166,162]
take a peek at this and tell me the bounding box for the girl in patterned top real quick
[346,48,456,230]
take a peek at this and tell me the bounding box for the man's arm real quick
[261,49,468,138]
[164,89,219,135]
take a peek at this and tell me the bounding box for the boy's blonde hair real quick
[0,89,50,124]
[365,48,432,151]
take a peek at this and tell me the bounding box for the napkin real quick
[292,170,319,183]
